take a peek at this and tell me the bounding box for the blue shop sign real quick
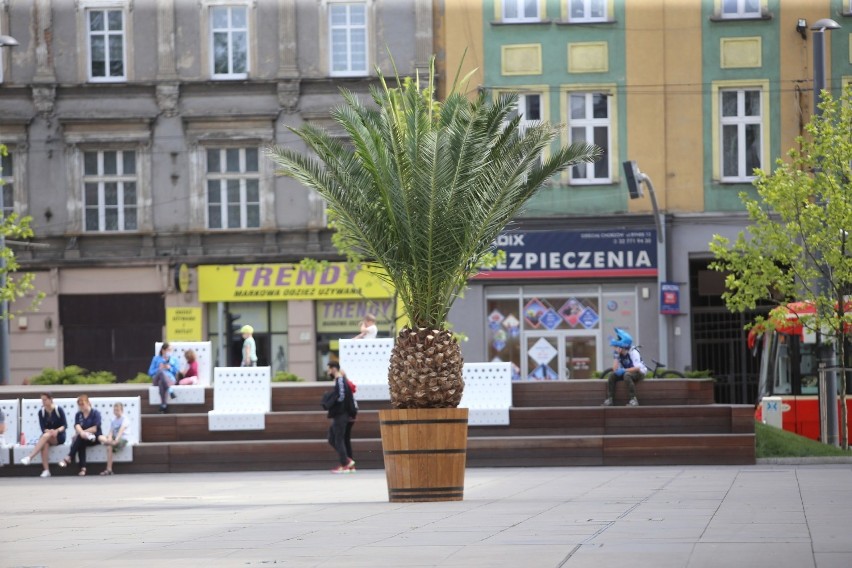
[660,282,681,315]
[476,229,658,280]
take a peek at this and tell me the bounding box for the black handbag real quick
[321,389,337,410]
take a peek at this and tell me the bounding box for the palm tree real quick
[266,60,599,409]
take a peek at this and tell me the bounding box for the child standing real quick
[98,402,129,476]
[240,325,258,367]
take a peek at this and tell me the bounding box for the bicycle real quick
[599,346,685,381]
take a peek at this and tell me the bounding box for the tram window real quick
[800,343,819,394]
[774,335,792,394]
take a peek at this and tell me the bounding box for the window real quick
[83,150,137,231]
[721,0,760,18]
[87,9,125,81]
[206,148,260,229]
[210,6,248,79]
[503,0,540,22]
[329,2,368,77]
[505,93,543,136]
[513,94,542,134]
[1,151,13,217]
[568,0,607,22]
[720,89,762,181]
[568,92,610,183]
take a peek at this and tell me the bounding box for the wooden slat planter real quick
[379,408,469,502]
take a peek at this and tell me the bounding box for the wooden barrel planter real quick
[378,407,469,502]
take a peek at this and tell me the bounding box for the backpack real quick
[321,389,337,411]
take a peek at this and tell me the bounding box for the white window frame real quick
[720,0,761,19]
[86,7,127,82]
[1,150,14,218]
[328,2,368,77]
[567,0,607,23]
[83,149,138,232]
[515,93,543,135]
[568,92,612,184]
[209,5,249,79]
[719,88,763,182]
[503,0,540,23]
[205,147,262,230]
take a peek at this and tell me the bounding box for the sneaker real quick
[169,389,177,400]
[40,470,51,478]
[601,398,613,407]
[20,456,31,466]
[330,466,352,474]
[159,404,168,414]
[628,397,639,407]
[346,459,356,470]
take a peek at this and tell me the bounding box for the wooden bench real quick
[207,367,271,431]
[149,341,213,405]
[460,362,513,425]
[338,338,394,400]
[12,396,141,465]
[0,399,19,466]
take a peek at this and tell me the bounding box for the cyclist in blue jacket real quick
[603,328,647,407]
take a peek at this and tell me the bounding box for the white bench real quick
[460,362,513,426]
[208,367,271,431]
[338,338,394,400]
[148,341,213,405]
[12,396,141,465]
[0,399,19,466]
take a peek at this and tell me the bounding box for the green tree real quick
[0,145,41,319]
[710,85,852,448]
[266,59,599,408]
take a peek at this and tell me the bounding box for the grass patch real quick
[755,421,852,458]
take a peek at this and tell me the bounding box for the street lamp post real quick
[0,34,17,385]
[623,161,668,366]
[811,18,841,446]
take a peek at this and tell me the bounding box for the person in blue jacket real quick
[149,342,179,413]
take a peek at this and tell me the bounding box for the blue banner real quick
[660,282,681,315]
[476,229,658,280]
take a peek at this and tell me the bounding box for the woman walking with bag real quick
[324,362,357,473]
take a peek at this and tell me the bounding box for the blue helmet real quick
[609,328,633,349]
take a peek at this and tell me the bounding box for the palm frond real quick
[266,56,599,329]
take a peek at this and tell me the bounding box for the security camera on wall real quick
[622,160,644,200]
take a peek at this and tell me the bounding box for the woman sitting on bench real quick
[19,393,68,478]
[59,394,102,476]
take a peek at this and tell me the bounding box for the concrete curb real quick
[757,456,852,465]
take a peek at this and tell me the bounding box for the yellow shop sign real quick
[198,263,394,302]
[166,307,203,342]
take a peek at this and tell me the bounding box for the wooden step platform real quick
[2,431,753,477]
[0,378,716,413]
[0,379,755,476]
[140,404,754,442]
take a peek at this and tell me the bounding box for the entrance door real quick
[564,335,597,380]
[60,293,165,381]
[523,331,598,380]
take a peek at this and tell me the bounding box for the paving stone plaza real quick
[3,464,852,568]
